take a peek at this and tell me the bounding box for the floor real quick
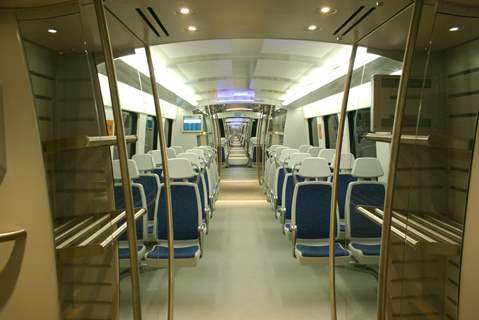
[120,167,378,320]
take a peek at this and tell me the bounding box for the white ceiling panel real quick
[250,78,290,92]
[194,79,234,92]
[253,59,312,80]
[260,39,341,58]
[177,59,233,79]
[159,39,233,58]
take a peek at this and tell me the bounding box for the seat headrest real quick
[278,148,298,162]
[171,146,184,154]
[167,147,176,158]
[132,154,155,171]
[148,150,162,165]
[330,153,355,170]
[298,145,312,153]
[176,152,202,167]
[112,159,140,180]
[352,158,384,178]
[318,148,336,163]
[309,146,321,157]
[168,158,195,179]
[288,152,310,169]
[298,157,331,178]
[268,145,281,152]
[188,149,206,159]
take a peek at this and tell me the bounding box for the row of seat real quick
[113,145,220,268]
[263,145,385,265]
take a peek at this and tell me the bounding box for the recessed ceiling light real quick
[320,6,331,13]
[178,7,191,15]
[449,26,459,32]
[187,25,197,32]
[307,24,318,31]
[48,28,57,34]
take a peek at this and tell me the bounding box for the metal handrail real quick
[0,229,26,243]
[43,135,137,154]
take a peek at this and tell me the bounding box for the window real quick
[307,118,319,146]
[144,115,157,153]
[350,108,376,157]
[324,114,338,149]
[122,111,137,157]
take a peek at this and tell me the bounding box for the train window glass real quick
[324,114,338,148]
[219,119,226,137]
[144,115,157,153]
[350,109,376,157]
[307,117,319,146]
[251,119,258,137]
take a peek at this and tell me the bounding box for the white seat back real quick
[330,153,355,172]
[351,158,384,179]
[132,154,156,171]
[318,148,336,164]
[298,158,331,179]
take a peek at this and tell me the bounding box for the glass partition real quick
[387,2,479,319]
[17,1,121,319]
[332,5,413,320]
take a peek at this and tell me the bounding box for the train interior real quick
[1,0,479,319]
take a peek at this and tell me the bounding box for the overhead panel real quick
[176,59,233,79]
[159,39,233,58]
[253,59,312,80]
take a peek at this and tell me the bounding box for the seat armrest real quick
[198,224,207,257]
[290,225,297,258]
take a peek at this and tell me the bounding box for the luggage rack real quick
[43,135,137,154]
[54,208,146,258]
[356,206,462,256]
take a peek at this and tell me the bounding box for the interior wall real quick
[0,12,60,320]
[171,108,197,150]
[283,107,309,148]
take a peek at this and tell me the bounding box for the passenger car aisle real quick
[119,167,377,320]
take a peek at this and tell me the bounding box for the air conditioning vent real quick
[147,7,170,37]
[333,6,365,36]
[136,8,160,37]
[341,7,376,37]
[136,7,170,37]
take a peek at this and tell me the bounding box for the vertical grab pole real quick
[262,106,273,185]
[328,44,358,320]
[93,1,142,319]
[377,1,423,319]
[214,111,222,178]
[144,45,175,320]
[256,106,264,183]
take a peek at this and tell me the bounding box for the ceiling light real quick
[307,24,318,31]
[178,7,191,15]
[320,6,331,13]
[47,28,57,34]
[187,25,197,32]
[449,26,459,32]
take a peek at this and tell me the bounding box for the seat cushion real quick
[296,243,349,257]
[119,245,145,259]
[350,242,380,256]
[146,245,199,259]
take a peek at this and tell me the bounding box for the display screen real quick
[183,116,203,132]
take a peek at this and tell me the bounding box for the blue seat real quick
[176,152,211,226]
[146,158,205,268]
[345,157,386,265]
[272,148,297,212]
[296,243,349,257]
[291,157,351,265]
[146,245,200,259]
[132,154,161,240]
[112,160,148,268]
[281,152,310,232]
[330,153,357,237]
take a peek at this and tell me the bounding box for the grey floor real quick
[120,167,377,320]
